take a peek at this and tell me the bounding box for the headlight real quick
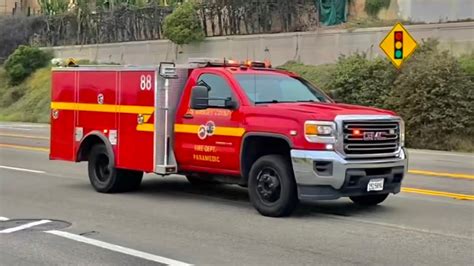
[304,121,336,143]
[400,119,405,147]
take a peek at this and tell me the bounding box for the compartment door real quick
[116,70,156,172]
[50,71,77,161]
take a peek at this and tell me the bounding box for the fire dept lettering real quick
[188,108,232,117]
[194,145,217,153]
[193,145,220,163]
[193,154,221,163]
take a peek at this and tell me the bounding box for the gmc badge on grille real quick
[363,131,386,141]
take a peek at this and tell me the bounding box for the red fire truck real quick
[50,58,407,217]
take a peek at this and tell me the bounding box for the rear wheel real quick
[88,144,143,193]
[248,155,298,217]
[350,193,389,206]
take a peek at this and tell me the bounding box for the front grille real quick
[343,120,400,157]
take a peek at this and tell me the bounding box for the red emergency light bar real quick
[188,58,272,69]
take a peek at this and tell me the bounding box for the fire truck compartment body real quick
[50,66,190,174]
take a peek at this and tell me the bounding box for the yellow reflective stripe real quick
[214,127,245,137]
[51,102,154,114]
[119,105,154,114]
[174,124,200,133]
[174,124,245,137]
[143,114,152,122]
[136,123,154,132]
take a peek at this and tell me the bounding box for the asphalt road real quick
[0,122,473,265]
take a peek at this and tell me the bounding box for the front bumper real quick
[291,148,408,201]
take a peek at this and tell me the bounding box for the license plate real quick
[367,178,384,192]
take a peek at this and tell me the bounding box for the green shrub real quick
[458,53,474,82]
[278,61,336,91]
[3,45,52,85]
[278,40,474,152]
[0,67,51,123]
[0,67,26,108]
[365,0,391,17]
[388,40,474,151]
[326,54,397,108]
[163,1,204,45]
[0,84,28,108]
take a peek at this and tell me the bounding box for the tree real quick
[4,45,52,85]
[163,1,204,45]
[38,0,69,15]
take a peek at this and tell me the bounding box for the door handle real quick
[183,113,194,119]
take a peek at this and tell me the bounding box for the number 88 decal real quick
[140,74,152,91]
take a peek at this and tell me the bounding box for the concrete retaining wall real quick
[398,0,474,23]
[49,22,474,66]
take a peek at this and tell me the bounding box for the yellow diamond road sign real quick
[380,22,418,69]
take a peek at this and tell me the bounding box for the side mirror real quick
[190,85,209,110]
[224,98,238,109]
[327,90,343,103]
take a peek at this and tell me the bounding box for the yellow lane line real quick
[0,133,49,140]
[408,170,474,180]
[0,144,49,152]
[402,187,474,201]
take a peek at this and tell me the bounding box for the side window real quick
[197,74,233,107]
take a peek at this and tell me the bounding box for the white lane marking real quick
[0,217,9,221]
[0,124,49,129]
[46,230,192,266]
[0,220,51,233]
[323,213,471,241]
[0,127,32,131]
[0,165,46,174]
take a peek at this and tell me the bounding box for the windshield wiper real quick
[255,100,281,104]
[255,100,318,104]
[296,100,316,103]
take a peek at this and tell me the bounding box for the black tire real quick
[88,144,143,193]
[185,174,218,186]
[248,155,298,217]
[350,193,389,206]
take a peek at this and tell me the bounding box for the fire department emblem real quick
[97,93,104,104]
[198,121,216,140]
[52,109,59,119]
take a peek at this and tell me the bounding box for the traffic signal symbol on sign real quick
[380,23,418,69]
[394,31,403,59]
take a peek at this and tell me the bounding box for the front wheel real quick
[248,155,298,217]
[88,144,143,193]
[350,193,389,206]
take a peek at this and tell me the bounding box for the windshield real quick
[235,73,330,104]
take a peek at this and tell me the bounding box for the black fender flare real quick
[76,131,115,164]
[239,132,293,185]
